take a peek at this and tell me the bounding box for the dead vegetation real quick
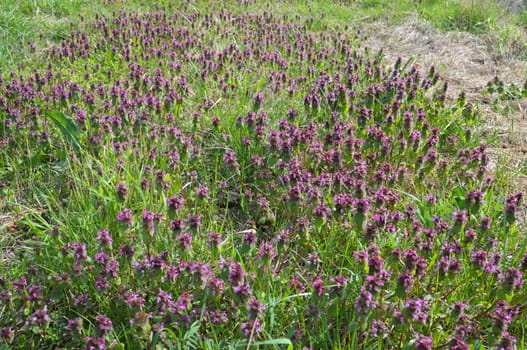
[362,15,527,223]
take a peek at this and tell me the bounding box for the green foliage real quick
[0,0,526,349]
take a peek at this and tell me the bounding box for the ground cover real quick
[0,0,526,349]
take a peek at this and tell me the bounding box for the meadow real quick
[0,0,526,349]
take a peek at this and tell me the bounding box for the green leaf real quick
[46,110,81,150]
[245,338,293,347]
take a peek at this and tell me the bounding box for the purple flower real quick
[208,230,221,248]
[414,333,433,350]
[156,288,175,315]
[243,229,257,246]
[116,208,134,227]
[449,336,469,350]
[223,150,239,169]
[495,330,517,350]
[27,285,43,301]
[500,267,523,291]
[404,299,430,324]
[240,318,261,337]
[167,194,185,211]
[451,209,468,225]
[197,184,209,199]
[126,292,145,309]
[27,305,50,327]
[253,91,264,107]
[311,276,325,297]
[397,270,414,290]
[71,242,88,263]
[246,295,265,319]
[257,241,276,260]
[369,319,388,338]
[85,336,106,350]
[229,262,244,285]
[233,282,252,299]
[504,192,522,217]
[177,232,192,250]
[66,317,82,334]
[354,286,377,313]
[96,228,112,248]
[186,214,201,229]
[176,291,193,312]
[0,327,14,342]
[115,182,128,199]
[119,243,135,258]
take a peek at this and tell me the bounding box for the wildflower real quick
[257,241,276,260]
[414,334,433,350]
[96,228,113,248]
[449,336,469,350]
[116,208,134,227]
[85,336,106,350]
[233,282,252,299]
[0,327,14,342]
[167,194,185,211]
[177,232,192,250]
[27,305,50,327]
[126,292,145,309]
[311,276,325,297]
[500,267,523,291]
[495,331,517,350]
[240,318,261,337]
[246,295,265,319]
[354,286,378,313]
[115,182,128,199]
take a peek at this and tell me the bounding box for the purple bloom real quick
[223,150,239,169]
[85,336,106,350]
[27,305,50,327]
[119,243,135,258]
[115,182,128,199]
[167,194,185,211]
[96,228,113,248]
[495,330,517,350]
[414,333,433,350]
[71,242,88,263]
[156,288,175,315]
[500,267,523,291]
[177,232,192,250]
[243,229,257,246]
[116,208,134,227]
[240,318,261,337]
[449,336,469,350]
[233,282,252,299]
[27,285,43,301]
[176,291,193,312]
[504,192,522,217]
[257,241,276,260]
[66,317,82,334]
[354,286,378,313]
[126,292,145,309]
[246,295,265,319]
[229,263,245,285]
[311,276,325,297]
[186,214,201,229]
[404,299,430,324]
[208,230,221,248]
[197,184,209,199]
[0,327,14,342]
[451,209,468,225]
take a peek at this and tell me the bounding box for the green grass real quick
[1,0,526,71]
[0,0,526,349]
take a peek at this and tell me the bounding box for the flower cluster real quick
[0,2,524,349]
